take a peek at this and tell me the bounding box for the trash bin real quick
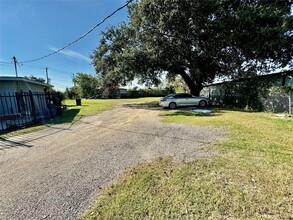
[76,98,81,106]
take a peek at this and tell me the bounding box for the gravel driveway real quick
[0,103,225,220]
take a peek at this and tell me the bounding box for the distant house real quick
[201,70,293,113]
[96,86,128,98]
[119,88,128,96]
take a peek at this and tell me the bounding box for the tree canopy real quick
[92,0,292,95]
[25,75,48,84]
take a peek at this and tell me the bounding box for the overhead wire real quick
[50,77,73,83]
[49,67,76,75]
[3,1,134,89]
[52,82,70,88]
[19,64,75,76]
[0,61,74,85]
[0,63,13,67]
[0,61,12,64]
[19,64,47,70]
[19,0,134,64]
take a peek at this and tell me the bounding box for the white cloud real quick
[49,47,91,63]
[0,1,36,24]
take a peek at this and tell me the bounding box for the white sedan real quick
[159,93,210,109]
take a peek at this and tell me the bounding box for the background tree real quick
[92,0,292,96]
[64,87,77,99]
[25,75,48,84]
[165,77,190,94]
[72,73,100,98]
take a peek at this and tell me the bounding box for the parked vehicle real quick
[159,93,210,109]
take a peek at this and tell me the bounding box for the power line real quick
[20,64,74,76]
[0,63,13,67]
[20,64,47,70]
[50,77,72,84]
[52,83,70,88]
[0,61,12,65]
[49,67,76,75]
[20,0,134,64]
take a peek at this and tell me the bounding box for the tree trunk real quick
[178,70,203,96]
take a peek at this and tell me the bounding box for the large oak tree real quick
[92,0,292,95]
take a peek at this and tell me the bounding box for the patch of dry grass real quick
[83,110,293,219]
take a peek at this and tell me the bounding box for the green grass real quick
[83,109,293,219]
[63,98,158,116]
[0,98,159,138]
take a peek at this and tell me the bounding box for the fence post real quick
[29,90,37,121]
[56,92,62,116]
[15,91,21,114]
[46,90,53,118]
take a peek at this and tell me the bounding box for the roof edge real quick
[0,76,53,87]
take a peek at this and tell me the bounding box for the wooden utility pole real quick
[46,67,49,84]
[12,56,18,77]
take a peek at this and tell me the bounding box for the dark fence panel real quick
[0,90,62,131]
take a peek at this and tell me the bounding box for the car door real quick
[182,94,194,106]
[173,94,185,106]
[175,94,192,106]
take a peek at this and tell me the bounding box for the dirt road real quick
[0,103,225,220]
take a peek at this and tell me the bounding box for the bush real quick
[125,88,170,98]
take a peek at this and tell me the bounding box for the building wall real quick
[0,81,49,116]
[119,89,128,95]
[0,81,17,94]
[0,81,47,94]
[261,88,291,113]
[201,85,292,113]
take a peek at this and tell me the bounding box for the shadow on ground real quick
[163,110,221,117]
[0,109,82,150]
[123,101,221,117]
[122,101,167,111]
[0,137,33,149]
[50,109,81,124]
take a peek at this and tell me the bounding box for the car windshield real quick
[165,94,196,99]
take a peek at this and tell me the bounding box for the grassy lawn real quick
[0,97,159,138]
[83,109,293,219]
[61,98,158,123]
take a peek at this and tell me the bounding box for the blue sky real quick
[0,0,129,91]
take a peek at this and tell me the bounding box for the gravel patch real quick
[0,104,226,220]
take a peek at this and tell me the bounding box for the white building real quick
[0,76,53,118]
[0,76,51,93]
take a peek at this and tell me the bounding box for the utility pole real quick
[72,73,75,86]
[12,56,18,77]
[46,67,49,84]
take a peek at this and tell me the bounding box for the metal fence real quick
[0,91,62,131]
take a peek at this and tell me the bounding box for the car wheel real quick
[199,100,207,107]
[169,102,177,109]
